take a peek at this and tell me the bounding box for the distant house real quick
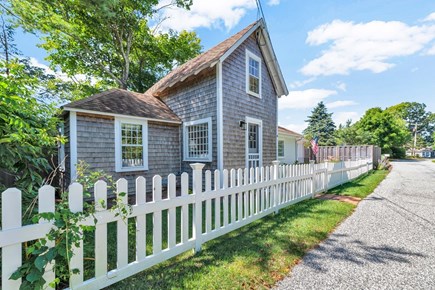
[60,19,288,189]
[277,126,305,164]
[406,148,435,158]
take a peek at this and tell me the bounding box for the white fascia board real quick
[63,107,181,125]
[219,21,261,63]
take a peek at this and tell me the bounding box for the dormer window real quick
[246,49,262,98]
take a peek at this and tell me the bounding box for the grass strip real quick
[107,199,354,289]
[328,169,389,199]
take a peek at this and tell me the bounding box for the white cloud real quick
[333,111,360,126]
[289,77,316,89]
[335,81,346,91]
[427,45,435,55]
[279,89,337,109]
[29,57,92,83]
[267,0,280,6]
[422,12,435,22]
[326,100,358,109]
[278,123,307,134]
[301,19,435,76]
[155,0,257,32]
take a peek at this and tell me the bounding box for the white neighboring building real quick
[278,126,305,164]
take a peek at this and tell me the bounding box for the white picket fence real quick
[0,159,372,289]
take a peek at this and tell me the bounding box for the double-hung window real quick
[278,140,285,157]
[115,117,148,172]
[246,49,262,98]
[183,117,212,162]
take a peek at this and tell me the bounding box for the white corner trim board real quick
[69,111,78,181]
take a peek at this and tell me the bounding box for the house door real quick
[246,118,262,169]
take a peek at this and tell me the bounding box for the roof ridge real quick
[145,20,260,96]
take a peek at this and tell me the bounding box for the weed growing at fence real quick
[10,162,131,289]
[328,170,389,199]
[108,199,354,289]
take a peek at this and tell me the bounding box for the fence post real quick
[310,160,315,197]
[2,188,22,290]
[323,160,328,192]
[272,160,280,214]
[191,163,205,253]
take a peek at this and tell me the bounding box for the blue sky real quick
[16,0,435,133]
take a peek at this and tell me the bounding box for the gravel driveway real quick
[274,159,435,290]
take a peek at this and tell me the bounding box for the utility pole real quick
[411,123,421,157]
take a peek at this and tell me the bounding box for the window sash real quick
[121,123,144,168]
[278,140,284,157]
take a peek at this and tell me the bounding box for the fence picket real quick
[230,169,236,224]
[38,185,55,289]
[153,175,162,255]
[68,183,84,288]
[249,168,254,216]
[181,173,189,243]
[168,174,176,249]
[136,177,146,261]
[116,179,129,268]
[205,170,212,233]
[214,170,221,229]
[1,188,22,290]
[243,168,249,219]
[237,168,243,222]
[255,167,260,214]
[222,169,229,226]
[94,180,108,277]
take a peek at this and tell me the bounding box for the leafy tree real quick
[335,119,371,145]
[7,0,202,92]
[355,107,410,156]
[0,60,62,200]
[386,102,434,147]
[303,101,336,145]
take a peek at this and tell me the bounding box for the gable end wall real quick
[222,33,278,170]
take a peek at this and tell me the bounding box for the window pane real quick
[278,140,284,157]
[121,123,144,168]
[187,122,209,159]
[249,76,259,94]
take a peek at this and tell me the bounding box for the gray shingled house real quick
[60,19,288,189]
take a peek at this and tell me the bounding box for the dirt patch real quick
[315,194,361,205]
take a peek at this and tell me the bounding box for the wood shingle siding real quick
[72,114,180,193]
[222,34,278,170]
[160,70,218,175]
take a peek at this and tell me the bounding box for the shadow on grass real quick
[106,199,354,289]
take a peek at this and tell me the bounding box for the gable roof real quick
[278,126,304,138]
[147,19,288,97]
[63,88,180,123]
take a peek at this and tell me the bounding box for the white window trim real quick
[183,117,213,162]
[245,49,262,98]
[245,116,263,168]
[115,117,148,172]
[278,139,285,158]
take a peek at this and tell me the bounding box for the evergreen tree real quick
[303,101,336,145]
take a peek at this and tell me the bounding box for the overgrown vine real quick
[10,161,132,289]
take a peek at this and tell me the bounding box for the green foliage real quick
[9,0,202,92]
[10,163,131,289]
[0,60,62,200]
[386,102,434,147]
[355,107,411,156]
[303,101,336,146]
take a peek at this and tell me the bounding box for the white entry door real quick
[246,117,262,169]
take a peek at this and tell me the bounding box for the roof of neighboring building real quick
[63,88,180,123]
[278,126,304,138]
[146,18,288,97]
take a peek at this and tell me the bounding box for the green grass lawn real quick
[101,199,354,290]
[327,170,389,198]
